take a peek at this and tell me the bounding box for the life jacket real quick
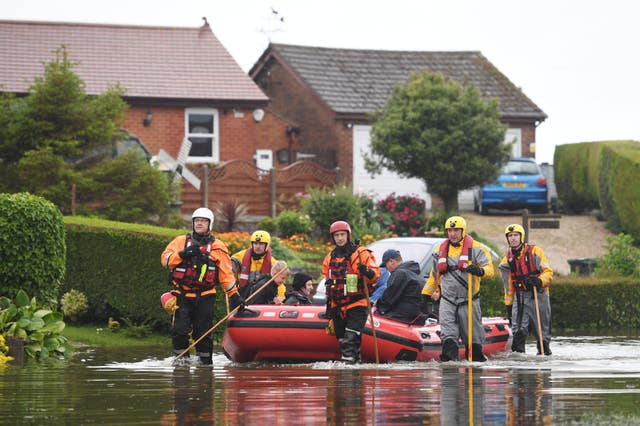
[506,244,540,291]
[238,248,272,289]
[437,235,475,275]
[326,246,367,306]
[171,234,219,295]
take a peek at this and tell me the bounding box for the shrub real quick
[301,185,363,239]
[375,193,427,236]
[256,216,277,234]
[275,210,312,238]
[60,289,89,322]
[0,193,66,303]
[595,233,640,277]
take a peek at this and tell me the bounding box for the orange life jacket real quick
[326,247,368,306]
[171,235,219,295]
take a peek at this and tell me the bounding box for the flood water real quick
[1,335,639,425]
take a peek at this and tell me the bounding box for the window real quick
[185,108,219,162]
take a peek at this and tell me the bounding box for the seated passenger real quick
[249,260,289,305]
[369,265,390,303]
[375,249,424,323]
[284,272,314,305]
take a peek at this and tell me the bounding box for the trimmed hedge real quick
[554,140,640,240]
[552,276,640,330]
[62,216,231,339]
[0,193,66,304]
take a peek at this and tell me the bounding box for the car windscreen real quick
[502,161,539,175]
[368,240,439,276]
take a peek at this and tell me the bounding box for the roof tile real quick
[0,20,268,102]
[265,44,545,120]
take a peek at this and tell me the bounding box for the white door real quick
[352,125,431,208]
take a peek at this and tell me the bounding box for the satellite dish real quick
[152,138,201,190]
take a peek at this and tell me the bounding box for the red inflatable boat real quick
[222,305,510,363]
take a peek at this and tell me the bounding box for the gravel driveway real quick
[464,212,613,276]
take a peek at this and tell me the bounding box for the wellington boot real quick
[440,339,459,362]
[511,329,527,353]
[537,340,552,356]
[471,344,487,362]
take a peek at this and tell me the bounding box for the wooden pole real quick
[533,288,545,355]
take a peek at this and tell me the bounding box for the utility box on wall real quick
[254,149,273,170]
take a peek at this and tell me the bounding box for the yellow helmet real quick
[504,224,525,241]
[445,216,466,237]
[251,230,271,246]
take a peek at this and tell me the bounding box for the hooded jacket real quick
[376,261,424,323]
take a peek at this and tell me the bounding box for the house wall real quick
[122,105,291,164]
[254,59,341,170]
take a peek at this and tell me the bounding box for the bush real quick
[0,193,66,303]
[595,233,640,277]
[60,289,89,322]
[301,185,363,239]
[275,210,312,238]
[375,193,427,236]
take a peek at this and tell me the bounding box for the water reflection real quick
[0,336,639,424]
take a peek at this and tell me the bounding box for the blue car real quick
[474,157,548,214]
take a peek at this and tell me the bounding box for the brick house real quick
[250,44,548,209]
[0,19,307,218]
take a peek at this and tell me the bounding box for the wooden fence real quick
[179,160,340,220]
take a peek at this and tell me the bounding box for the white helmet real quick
[192,207,214,231]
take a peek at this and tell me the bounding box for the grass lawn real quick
[64,325,171,347]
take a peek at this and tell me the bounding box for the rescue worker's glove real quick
[466,264,484,277]
[325,319,336,336]
[358,264,375,279]
[524,275,542,290]
[178,244,200,259]
[229,293,246,311]
[505,305,512,327]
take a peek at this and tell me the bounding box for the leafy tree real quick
[368,71,510,211]
[0,46,174,224]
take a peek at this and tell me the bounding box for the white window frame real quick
[185,108,219,163]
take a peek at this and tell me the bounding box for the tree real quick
[0,47,174,224]
[368,70,510,211]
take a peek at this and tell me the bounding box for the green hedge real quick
[552,276,640,330]
[554,140,640,240]
[0,193,65,304]
[62,217,230,340]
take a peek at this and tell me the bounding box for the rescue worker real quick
[232,230,285,303]
[375,249,424,323]
[161,207,243,365]
[422,215,494,362]
[284,272,314,305]
[499,224,553,355]
[322,220,380,363]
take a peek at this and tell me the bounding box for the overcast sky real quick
[3,0,639,164]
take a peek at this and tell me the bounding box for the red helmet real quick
[329,220,351,236]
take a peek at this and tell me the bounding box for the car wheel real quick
[473,198,479,213]
[479,202,488,215]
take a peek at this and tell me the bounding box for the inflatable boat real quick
[222,304,510,363]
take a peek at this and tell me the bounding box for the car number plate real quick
[503,182,526,187]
